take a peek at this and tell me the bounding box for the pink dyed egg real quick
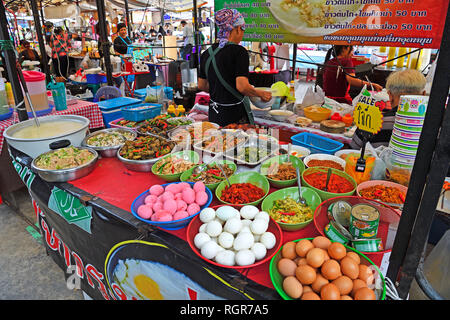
[173,211,189,221]
[176,200,188,211]
[163,200,177,215]
[187,203,201,216]
[152,202,163,212]
[178,182,191,191]
[153,210,173,222]
[144,194,158,205]
[137,205,153,220]
[193,181,206,193]
[174,193,183,200]
[182,188,196,204]
[165,183,181,194]
[195,191,208,206]
[149,185,164,196]
[161,191,175,202]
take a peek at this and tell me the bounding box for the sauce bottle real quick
[167,104,176,117]
[177,105,185,117]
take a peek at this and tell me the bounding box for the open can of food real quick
[349,204,380,239]
[324,221,349,245]
[352,238,384,252]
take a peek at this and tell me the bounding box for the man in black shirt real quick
[198,9,271,126]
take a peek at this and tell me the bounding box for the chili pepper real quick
[211,175,225,180]
[280,212,296,216]
[158,161,170,173]
[280,220,289,223]
[171,165,175,174]
[373,189,383,197]
[399,192,406,202]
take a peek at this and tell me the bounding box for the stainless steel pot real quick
[31,146,98,182]
[82,128,137,158]
[3,115,90,158]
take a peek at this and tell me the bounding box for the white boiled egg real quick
[218,232,234,249]
[235,249,256,266]
[260,232,276,250]
[215,250,236,266]
[233,232,255,251]
[194,232,211,249]
[215,206,237,222]
[251,242,267,260]
[240,205,259,220]
[223,217,242,235]
[250,219,268,235]
[205,220,222,237]
[199,208,216,223]
[201,241,220,260]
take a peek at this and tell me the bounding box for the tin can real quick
[352,238,384,252]
[327,202,336,222]
[332,201,352,228]
[349,204,380,239]
[324,221,349,245]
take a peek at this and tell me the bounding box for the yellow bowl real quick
[304,105,331,122]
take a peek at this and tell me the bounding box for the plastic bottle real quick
[288,80,295,103]
[0,77,9,115]
[5,82,14,107]
[386,47,397,68]
[176,105,185,117]
[396,47,408,68]
[167,104,176,117]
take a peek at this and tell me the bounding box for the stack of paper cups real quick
[389,95,429,167]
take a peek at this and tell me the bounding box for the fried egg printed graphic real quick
[113,259,224,300]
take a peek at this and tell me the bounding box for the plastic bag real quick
[366,142,386,180]
[145,85,164,103]
[323,97,354,116]
[344,154,376,184]
[297,85,325,107]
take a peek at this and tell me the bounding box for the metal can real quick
[352,238,384,252]
[332,200,352,228]
[324,221,349,245]
[327,202,336,222]
[349,204,380,239]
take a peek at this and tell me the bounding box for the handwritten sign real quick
[353,92,383,134]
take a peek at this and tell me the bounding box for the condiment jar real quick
[167,104,176,117]
[342,114,353,127]
[177,105,185,117]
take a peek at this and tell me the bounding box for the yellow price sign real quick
[353,100,383,134]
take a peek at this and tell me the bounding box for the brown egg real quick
[341,295,353,300]
[327,242,347,260]
[346,251,361,265]
[351,279,367,297]
[321,259,342,280]
[295,239,314,257]
[312,236,331,250]
[295,265,317,285]
[320,283,341,300]
[306,248,326,268]
[297,258,308,266]
[340,257,359,279]
[354,287,376,300]
[332,275,353,295]
[303,285,313,293]
[283,276,303,299]
[311,273,329,293]
[277,258,298,277]
[301,291,321,300]
[323,250,330,261]
[282,241,297,260]
[359,264,375,285]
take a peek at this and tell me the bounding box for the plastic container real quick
[86,73,107,84]
[291,132,344,155]
[0,77,9,115]
[22,70,49,112]
[47,81,67,111]
[121,103,162,122]
[97,97,142,128]
[5,82,14,107]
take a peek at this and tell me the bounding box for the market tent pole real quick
[0,0,28,121]
[40,1,45,25]
[291,43,297,81]
[95,0,113,86]
[192,0,200,69]
[386,2,450,298]
[124,0,132,38]
[30,0,50,83]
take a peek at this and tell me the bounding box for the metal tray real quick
[81,128,137,158]
[225,139,280,167]
[193,131,248,158]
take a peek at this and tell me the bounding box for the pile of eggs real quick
[136,182,209,222]
[278,236,378,300]
[194,205,278,267]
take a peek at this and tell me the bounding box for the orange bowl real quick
[186,205,283,269]
[304,105,331,122]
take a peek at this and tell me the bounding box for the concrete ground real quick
[0,187,84,300]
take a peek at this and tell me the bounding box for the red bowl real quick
[186,205,283,269]
[313,196,401,259]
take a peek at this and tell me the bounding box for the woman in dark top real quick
[113,23,132,55]
[198,9,271,126]
[18,40,41,64]
[322,45,382,105]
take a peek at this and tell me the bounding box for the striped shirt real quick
[50,33,71,59]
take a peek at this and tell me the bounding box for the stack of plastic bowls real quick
[389,95,429,168]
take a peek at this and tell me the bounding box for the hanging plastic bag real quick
[145,85,164,103]
[297,85,325,107]
[365,142,386,180]
[344,153,376,184]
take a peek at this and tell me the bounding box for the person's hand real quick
[372,83,383,92]
[257,90,272,102]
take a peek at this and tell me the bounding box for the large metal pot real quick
[3,115,90,158]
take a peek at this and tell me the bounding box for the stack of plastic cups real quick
[47,81,67,111]
[389,95,429,169]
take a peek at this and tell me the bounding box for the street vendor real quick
[198,8,272,127]
[322,45,382,105]
[113,23,132,55]
[350,68,427,149]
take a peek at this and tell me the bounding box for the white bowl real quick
[334,149,374,160]
[249,87,276,109]
[269,110,294,122]
[280,144,311,159]
[303,153,347,171]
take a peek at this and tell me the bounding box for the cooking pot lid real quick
[23,70,46,82]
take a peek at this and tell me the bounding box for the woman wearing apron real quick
[113,23,135,88]
[198,9,272,127]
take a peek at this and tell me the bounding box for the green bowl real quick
[215,171,270,206]
[179,160,237,192]
[260,155,305,188]
[301,166,357,201]
[269,238,386,300]
[151,150,200,182]
[261,187,321,231]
